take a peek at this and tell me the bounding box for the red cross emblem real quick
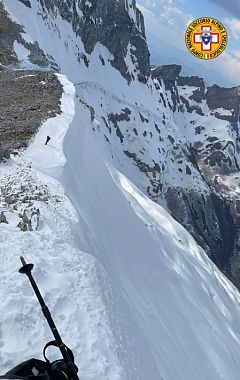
[193,25,219,51]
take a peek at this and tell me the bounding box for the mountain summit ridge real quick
[1,1,240,379]
[2,0,240,286]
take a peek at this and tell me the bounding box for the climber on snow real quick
[45,136,51,145]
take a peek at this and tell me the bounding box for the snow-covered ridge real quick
[2,1,240,380]
[22,74,75,170]
[0,75,124,380]
[0,74,75,230]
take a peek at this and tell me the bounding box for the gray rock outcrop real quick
[0,211,8,224]
[0,70,63,161]
[0,2,49,68]
[37,0,150,83]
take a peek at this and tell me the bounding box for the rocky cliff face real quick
[155,67,240,286]
[38,0,150,83]
[0,2,49,68]
[0,2,63,161]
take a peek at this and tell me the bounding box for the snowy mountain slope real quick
[17,0,240,288]
[1,0,240,379]
[62,98,240,380]
[2,72,240,380]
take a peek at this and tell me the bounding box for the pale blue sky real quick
[137,0,240,87]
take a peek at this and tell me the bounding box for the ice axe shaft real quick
[19,256,79,380]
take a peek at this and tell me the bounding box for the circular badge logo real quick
[185,17,227,60]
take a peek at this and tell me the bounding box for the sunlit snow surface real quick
[2,1,240,380]
[0,74,240,380]
[0,76,123,380]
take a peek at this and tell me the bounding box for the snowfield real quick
[2,1,240,380]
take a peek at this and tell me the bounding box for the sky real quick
[137,0,240,87]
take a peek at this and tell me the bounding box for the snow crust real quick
[13,41,30,64]
[212,107,233,116]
